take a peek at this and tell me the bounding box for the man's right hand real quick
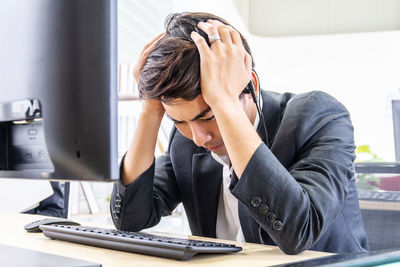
[121,34,166,186]
[141,98,165,119]
[133,32,165,84]
[134,32,166,121]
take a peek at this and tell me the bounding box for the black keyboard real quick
[40,224,242,261]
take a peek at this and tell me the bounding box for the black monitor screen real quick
[0,0,118,181]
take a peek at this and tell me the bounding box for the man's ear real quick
[251,70,259,94]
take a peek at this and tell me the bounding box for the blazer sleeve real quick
[231,91,356,254]
[110,130,181,231]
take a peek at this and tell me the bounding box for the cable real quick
[248,75,269,147]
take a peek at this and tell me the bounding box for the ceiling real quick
[233,0,400,36]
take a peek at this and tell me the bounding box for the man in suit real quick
[110,12,368,254]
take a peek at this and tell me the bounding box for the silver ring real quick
[209,34,221,44]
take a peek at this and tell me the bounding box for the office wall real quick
[250,31,400,161]
[241,0,400,36]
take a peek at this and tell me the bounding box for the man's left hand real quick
[190,20,252,109]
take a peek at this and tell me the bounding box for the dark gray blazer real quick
[111,90,369,254]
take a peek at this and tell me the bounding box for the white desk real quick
[0,213,331,266]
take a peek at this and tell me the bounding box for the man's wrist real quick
[210,96,241,115]
[139,109,164,123]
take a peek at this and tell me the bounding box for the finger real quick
[209,19,242,46]
[137,34,164,68]
[244,52,253,77]
[207,20,233,45]
[217,26,232,46]
[197,21,222,45]
[134,33,165,83]
[142,32,165,51]
[230,30,242,46]
[141,32,165,56]
[190,31,211,58]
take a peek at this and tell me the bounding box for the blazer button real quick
[266,212,276,223]
[251,197,262,208]
[115,194,122,201]
[258,204,269,215]
[273,220,283,231]
[113,210,120,220]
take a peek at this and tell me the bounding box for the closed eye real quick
[201,115,215,121]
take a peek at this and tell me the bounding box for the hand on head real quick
[190,20,253,108]
[134,33,166,116]
[133,33,165,84]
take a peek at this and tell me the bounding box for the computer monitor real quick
[0,0,118,181]
[393,99,400,161]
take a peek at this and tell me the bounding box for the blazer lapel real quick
[192,152,222,238]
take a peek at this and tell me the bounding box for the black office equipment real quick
[355,162,400,174]
[1,1,118,262]
[40,224,242,261]
[0,0,118,181]
[24,217,80,233]
[355,163,400,251]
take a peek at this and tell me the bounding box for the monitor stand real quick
[0,244,101,267]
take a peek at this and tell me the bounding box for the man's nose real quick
[190,122,212,147]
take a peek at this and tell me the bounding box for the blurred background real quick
[119,0,400,161]
[7,0,400,236]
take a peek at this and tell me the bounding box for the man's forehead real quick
[162,96,212,122]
